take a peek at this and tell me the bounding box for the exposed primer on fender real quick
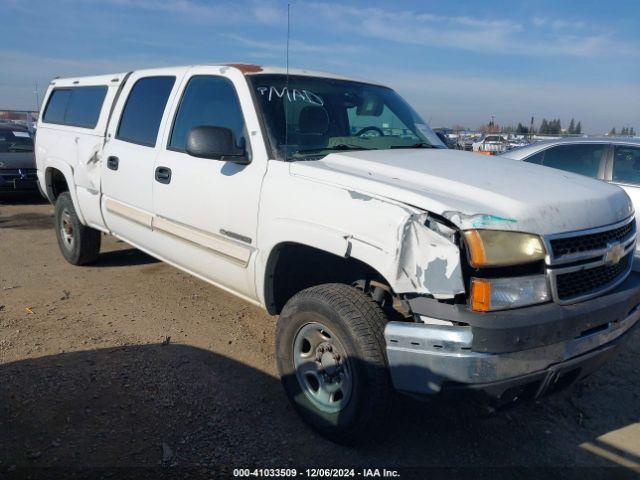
[443,211,517,230]
[394,213,464,298]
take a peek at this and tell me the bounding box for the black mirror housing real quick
[186,126,249,163]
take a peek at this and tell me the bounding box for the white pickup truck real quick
[36,64,640,443]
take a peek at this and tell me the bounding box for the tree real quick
[553,118,562,134]
[568,118,576,134]
[575,121,582,134]
[539,119,549,134]
[622,127,629,136]
[609,127,617,136]
[516,122,528,134]
[478,122,501,134]
[631,127,636,136]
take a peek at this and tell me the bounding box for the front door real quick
[151,67,269,299]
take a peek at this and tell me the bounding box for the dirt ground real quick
[1,198,640,477]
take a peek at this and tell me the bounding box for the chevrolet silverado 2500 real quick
[35,64,640,443]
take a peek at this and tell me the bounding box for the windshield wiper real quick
[296,144,374,155]
[389,142,438,149]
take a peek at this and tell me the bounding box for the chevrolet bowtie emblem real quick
[604,241,624,265]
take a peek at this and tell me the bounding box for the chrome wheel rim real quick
[293,322,352,413]
[60,209,75,250]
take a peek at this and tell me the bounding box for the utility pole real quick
[34,81,39,112]
[530,116,534,140]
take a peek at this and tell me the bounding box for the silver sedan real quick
[501,137,640,264]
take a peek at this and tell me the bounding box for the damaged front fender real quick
[394,212,465,298]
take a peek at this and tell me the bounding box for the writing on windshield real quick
[249,74,444,159]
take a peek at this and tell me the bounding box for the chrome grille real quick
[550,222,634,259]
[555,252,632,301]
[546,216,636,305]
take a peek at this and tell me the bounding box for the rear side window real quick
[541,144,605,178]
[64,87,108,128]
[117,76,176,147]
[43,90,72,124]
[612,146,640,186]
[169,76,247,152]
[42,87,107,128]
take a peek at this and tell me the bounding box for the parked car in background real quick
[507,136,530,150]
[472,134,508,154]
[456,134,476,151]
[501,137,640,262]
[0,124,39,195]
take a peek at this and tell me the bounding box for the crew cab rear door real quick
[150,66,269,299]
[100,68,186,248]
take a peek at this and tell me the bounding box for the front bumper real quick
[385,272,640,397]
[0,169,39,193]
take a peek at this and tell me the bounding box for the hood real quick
[289,148,633,236]
[0,152,36,170]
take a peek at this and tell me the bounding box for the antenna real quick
[286,3,290,75]
[284,2,291,161]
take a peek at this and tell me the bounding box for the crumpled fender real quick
[394,212,465,298]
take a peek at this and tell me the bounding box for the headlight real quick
[471,275,550,312]
[463,230,546,268]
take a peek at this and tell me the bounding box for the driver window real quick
[169,75,247,152]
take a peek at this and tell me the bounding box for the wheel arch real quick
[43,160,87,225]
[262,241,395,315]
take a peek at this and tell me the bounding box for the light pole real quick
[34,82,40,112]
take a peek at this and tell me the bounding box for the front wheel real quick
[276,283,392,444]
[54,192,101,265]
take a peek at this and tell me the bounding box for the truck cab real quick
[36,64,640,443]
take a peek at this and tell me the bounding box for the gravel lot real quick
[1,198,639,477]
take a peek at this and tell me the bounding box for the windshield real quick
[0,129,34,153]
[248,74,445,160]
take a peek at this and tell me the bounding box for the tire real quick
[276,283,392,444]
[54,192,101,265]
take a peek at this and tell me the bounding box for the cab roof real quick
[49,64,384,88]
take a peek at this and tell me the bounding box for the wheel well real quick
[45,168,69,202]
[264,242,391,315]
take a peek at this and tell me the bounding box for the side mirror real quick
[186,126,249,164]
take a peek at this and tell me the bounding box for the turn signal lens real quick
[470,275,550,312]
[463,230,546,268]
[470,278,491,312]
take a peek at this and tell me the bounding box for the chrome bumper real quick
[384,303,640,395]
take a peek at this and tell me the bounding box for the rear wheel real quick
[54,192,101,265]
[276,283,392,444]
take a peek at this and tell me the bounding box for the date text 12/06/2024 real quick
[232,468,401,478]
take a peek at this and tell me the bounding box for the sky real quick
[1,0,638,133]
